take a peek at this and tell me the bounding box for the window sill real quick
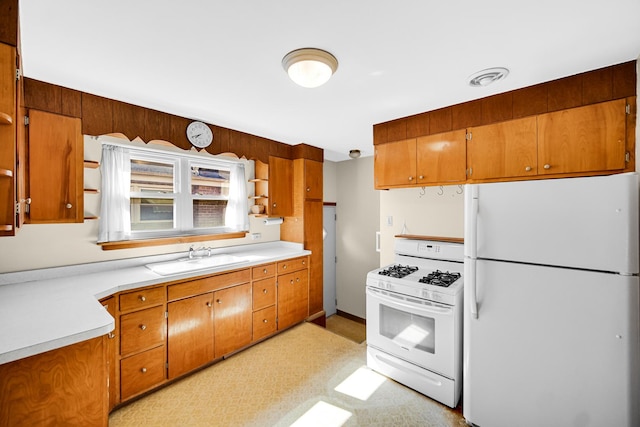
[98,231,248,251]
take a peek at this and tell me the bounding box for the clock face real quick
[186,121,213,148]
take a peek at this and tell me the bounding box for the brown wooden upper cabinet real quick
[27,110,83,223]
[416,130,466,184]
[268,156,293,216]
[466,116,538,181]
[303,159,323,200]
[374,131,466,189]
[537,99,627,175]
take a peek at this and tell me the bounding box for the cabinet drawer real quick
[277,257,308,274]
[119,286,165,312]
[120,306,165,357]
[120,346,165,401]
[252,263,275,280]
[253,305,276,341]
[252,277,276,310]
[168,269,251,301]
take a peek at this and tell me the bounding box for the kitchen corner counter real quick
[0,241,309,365]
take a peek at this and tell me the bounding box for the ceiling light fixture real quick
[349,149,361,159]
[468,67,509,87]
[282,48,338,88]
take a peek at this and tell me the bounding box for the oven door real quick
[366,286,455,378]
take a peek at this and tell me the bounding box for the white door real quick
[463,258,640,427]
[323,205,337,316]
[465,173,639,273]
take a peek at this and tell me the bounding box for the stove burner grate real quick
[378,264,419,279]
[419,270,461,287]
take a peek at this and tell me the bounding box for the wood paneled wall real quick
[22,78,323,163]
[374,61,637,144]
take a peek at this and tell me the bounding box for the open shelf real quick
[84,216,99,221]
[84,188,100,194]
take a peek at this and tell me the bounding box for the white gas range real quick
[366,238,464,408]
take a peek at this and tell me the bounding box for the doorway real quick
[323,204,337,316]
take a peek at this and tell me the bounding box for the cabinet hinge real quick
[626,152,631,163]
[24,116,29,126]
[626,104,631,115]
[335,256,338,264]
[165,311,168,319]
[15,202,20,214]
[15,68,21,81]
[166,362,169,369]
[467,168,473,176]
[466,132,472,141]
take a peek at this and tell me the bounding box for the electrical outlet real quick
[386,216,393,226]
[251,233,262,240]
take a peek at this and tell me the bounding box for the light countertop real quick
[0,241,309,365]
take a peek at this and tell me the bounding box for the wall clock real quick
[186,121,213,148]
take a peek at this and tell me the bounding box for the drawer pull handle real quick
[302,260,306,265]
[141,367,147,373]
[139,324,147,331]
[139,296,146,302]
[263,289,268,294]
[108,332,115,339]
[290,280,294,284]
[217,299,222,304]
[283,265,287,269]
[206,302,212,307]
[525,166,532,172]
[263,319,268,323]
[263,268,268,274]
[544,164,551,170]
[296,278,300,283]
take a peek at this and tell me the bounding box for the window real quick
[98,142,248,243]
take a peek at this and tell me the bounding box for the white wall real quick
[378,186,464,265]
[323,161,337,203]
[334,156,380,319]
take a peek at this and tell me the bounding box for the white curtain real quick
[98,144,131,243]
[225,162,249,231]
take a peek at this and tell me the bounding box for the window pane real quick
[193,200,227,228]
[191,166,230,196]
[131,198,174,231]
[131,159,174,193]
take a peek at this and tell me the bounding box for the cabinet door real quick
[374,139,417,188]
[269,156,293,216]
[167,293,214,379]
[0,43,16,236]
[537,99,626,175]
[305,201,323,317]
[416,130,466,184]
[214,283,252,358]
[304,160,323,200]
[28,109,83,223]
[467,117,537,180]
[277,269,309,330]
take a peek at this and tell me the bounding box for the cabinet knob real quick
[65,203,73,209]
[408,176,413,181]
[525,166,532,172]
[263,319,268,323]
[108,332,115,339]
[272,203,277,208]
[290,280,294,284]
[302,260,306,265]
[139,324,147,330]
[296,277,300,283]
[263,268,268,274]
[141,367,147,373]
[306,187,310,192]
[139,295,146,302]
[263,289,268,294]
[418,175,424,180]
[206,301,212,307]
[283,265,287,269]
[543,164,551,170]
[217,299,222,304]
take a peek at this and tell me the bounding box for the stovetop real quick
[366,239,464,305]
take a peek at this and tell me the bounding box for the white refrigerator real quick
[463,173,640,427]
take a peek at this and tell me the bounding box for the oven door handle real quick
[366,287,453,315]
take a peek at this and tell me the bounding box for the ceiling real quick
[18,1,640,162]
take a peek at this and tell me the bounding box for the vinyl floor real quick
[109,322,465,426]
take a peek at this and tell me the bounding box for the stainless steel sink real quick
[145,254,248,276]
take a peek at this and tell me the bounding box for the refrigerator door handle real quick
[465,185,479,259]
[466,258,478,319]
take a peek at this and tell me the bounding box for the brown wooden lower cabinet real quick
[253,305,277,340]
[120,345,166,401]
[0,336,108,427]
[277,267,309,330]
[167,292,214,379]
